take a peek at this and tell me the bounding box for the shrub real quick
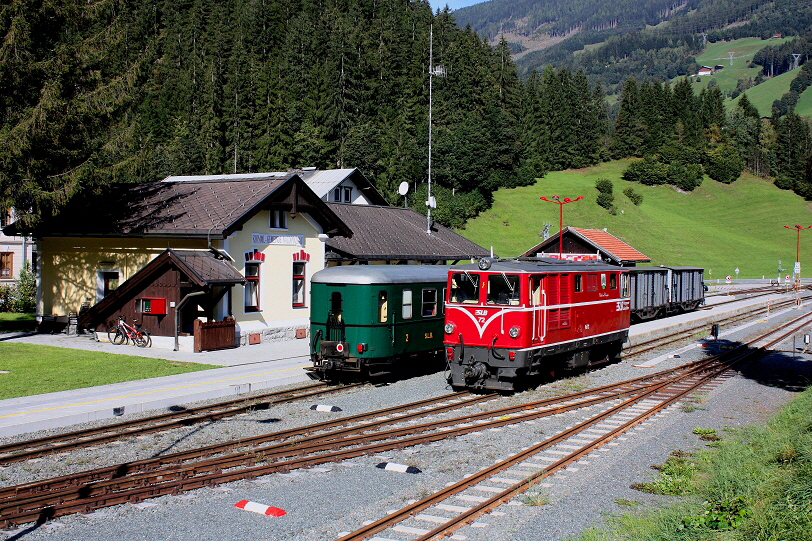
[10,262,36,314]
[774,174,794,190]
[623,187,643,205]
[705,145,745,184]
[668,163,704,191]
[596,192,615,211]
[595,178,613,194]
[623,157,669,186]
[0,284,12,312]
[658,142,703,165]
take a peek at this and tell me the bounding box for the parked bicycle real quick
[107,316,151,348]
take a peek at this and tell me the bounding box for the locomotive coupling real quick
[463,361,489,385]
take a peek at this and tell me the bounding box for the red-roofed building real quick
[520,227,650,266]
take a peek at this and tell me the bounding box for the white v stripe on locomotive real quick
[514,328,628,352]
[448,296,628,339]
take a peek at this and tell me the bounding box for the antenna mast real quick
[427,25,445,235]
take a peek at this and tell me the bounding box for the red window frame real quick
[245,262,261,312]
[292,261,306,308]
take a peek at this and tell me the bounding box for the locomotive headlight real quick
[509,326,521,338]
[444,323,455,334]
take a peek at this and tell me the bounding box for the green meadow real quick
[460,160,812,280]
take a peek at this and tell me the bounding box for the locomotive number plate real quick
[615,300,630,311]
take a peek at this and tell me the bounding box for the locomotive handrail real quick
[490,335,505,360]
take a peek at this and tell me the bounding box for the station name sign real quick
[252,233,304,247]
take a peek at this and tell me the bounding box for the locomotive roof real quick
[311,264,454,285]
[451,258,625,274]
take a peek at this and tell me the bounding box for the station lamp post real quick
[783,224,812,291]
[540,195,583,258]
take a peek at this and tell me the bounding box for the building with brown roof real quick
[9,169,490,349]
[520,227,650,266]
[11,173,352,348]
[324,204,490,264]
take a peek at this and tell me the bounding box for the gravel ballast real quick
[1,306,810,541]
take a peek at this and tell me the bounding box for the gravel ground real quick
[1,306,810,541]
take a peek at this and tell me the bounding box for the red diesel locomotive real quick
[443,258,631,391]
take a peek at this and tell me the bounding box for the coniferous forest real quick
[1,0,811,231]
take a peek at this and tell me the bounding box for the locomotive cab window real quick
[610,274,617,290]
[402,289,413,319]
[378,291,388,323]
[487,274,520,305]
[601,274,607,289]
[531,277,542,305]
[574,275,582,292]
[422,289,437,317]
[621,274,630,297]
[450,272,479,303]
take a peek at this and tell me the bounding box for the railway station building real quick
[3,169,487,351]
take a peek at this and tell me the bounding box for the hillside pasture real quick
[460,160,812,280]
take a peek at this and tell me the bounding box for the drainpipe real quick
[174,291,206,351]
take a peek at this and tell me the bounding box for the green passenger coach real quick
[308,265,453,381]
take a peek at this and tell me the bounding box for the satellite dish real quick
[398,182,409,196]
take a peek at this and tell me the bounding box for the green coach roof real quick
[311,265,454,285]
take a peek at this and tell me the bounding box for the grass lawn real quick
[459,159,812,280]
[0,312,36,332]
[729,69,794,116]
[0,343,215,400]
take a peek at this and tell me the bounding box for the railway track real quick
[2,309,804,528]
[0,381,364,465]
[333,311,812,541]
[624,292,812,358]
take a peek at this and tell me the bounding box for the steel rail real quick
[335,312,812,541]
[0,382,365,464]
[0,352,736,525]
[5,312,810,527]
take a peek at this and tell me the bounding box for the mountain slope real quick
[460,160,812,278]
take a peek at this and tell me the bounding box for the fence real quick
[193,318,237,353]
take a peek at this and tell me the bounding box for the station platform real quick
[0,288,802,439]
[0,336,312,438]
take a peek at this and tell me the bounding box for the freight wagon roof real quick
[311,265,454,285]
[628,265,704,272]
[452,258,625,274]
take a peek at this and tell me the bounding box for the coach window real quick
[574,275,582,292]
[450,272,479,303]
[378,291,388,322]
[402,289,413,319]
[422,288,438,317]
[609,273,617,290]
[487,274,520,305]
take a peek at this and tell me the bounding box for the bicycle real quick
[107,316,151,348]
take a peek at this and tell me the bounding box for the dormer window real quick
[270,209,287,229]
[333,186,352,203]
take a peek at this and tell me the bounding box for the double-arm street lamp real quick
[540,195,583,258]
[784,224,812,290]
